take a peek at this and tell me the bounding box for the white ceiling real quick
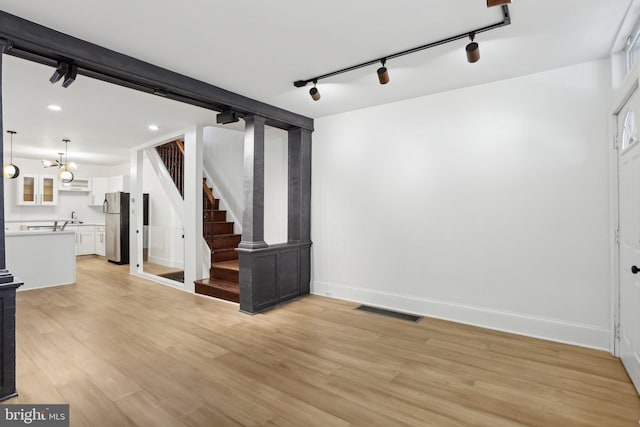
[0,0,635,165]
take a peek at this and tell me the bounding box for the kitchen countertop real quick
[6,230,76,237]
[6,220,105,226]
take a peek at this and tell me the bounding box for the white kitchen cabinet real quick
[90,175,126,207]
[109,175,125,192]
[77,227,95,255]
[66,225,95,256]
[90,177,109,207]
[94,226,105,256]
[59,176,91,192]
[17,174,58,206]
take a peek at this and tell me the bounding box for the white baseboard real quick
[312,281,610,351]
[18,282,75,292]
[147,255,184,269]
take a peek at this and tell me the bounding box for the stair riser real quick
[203,198,220,210]
[211,235,241,249]
[211,267,239,283]
[203,222,234,235]
[203,210,227,222]
[212,250,238,263]
[195,283,239,303]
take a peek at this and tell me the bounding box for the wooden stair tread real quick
[213,260,239,271]
[194,278,240,303]
[195,278,238,291]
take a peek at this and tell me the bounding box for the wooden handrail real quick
[175,139,185,155]
[159,139,214,205]
[202,179,215,205]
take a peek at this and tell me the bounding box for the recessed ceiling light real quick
[47,105,62,111]
[148,124,159,131]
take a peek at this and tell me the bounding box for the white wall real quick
[4,157,128,224]
[263,127,288,244]
[203,126,243,230]
[142,153,183,268]
[312,59,613,350]
[202,125,288,244]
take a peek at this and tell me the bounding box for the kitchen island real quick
[6,230,76,291]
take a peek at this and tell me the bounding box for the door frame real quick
[609,59,640,356]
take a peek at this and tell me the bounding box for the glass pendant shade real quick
[3,163,19,179]
[58,167,74,184]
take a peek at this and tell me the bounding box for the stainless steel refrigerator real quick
[105,192,130,264]
[104,192,149,265]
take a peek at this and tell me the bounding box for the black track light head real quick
[377,59,390,85]
[49,62,69,84]
[466,33,480,63]
[62,64,78,88]
[310,80,321,101]
[216,110,239,124]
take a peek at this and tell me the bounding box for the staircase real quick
[156,140,241,303]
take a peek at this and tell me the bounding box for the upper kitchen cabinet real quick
[89,175,127,207]
[109,175,127,192]
[90,177,109,207]
[58,176,91,192]
[17,174,58,206]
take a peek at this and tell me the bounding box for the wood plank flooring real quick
[9,257,640,426]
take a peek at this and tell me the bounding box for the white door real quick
[617,87,640,395]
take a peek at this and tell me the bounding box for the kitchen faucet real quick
[71,211,76,219]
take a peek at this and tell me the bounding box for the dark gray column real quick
[287,128,312,296]
[0,45,5,270]
[0,43,24,403]
[288,128,312,243]
[239,115,268,250]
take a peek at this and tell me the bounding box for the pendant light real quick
[57,139,74,184]
[3,130,20,179]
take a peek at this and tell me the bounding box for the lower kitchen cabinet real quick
[94,226,105,256]
[77,228,95,256]
[66,225,96,256]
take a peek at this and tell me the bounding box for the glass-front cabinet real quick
[17,174,58,206]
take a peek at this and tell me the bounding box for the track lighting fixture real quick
[216,110,239,125]
[377,59,390,85]
[3,130,20,179]
[466,33,480,63]
[293,5,511,100]
[49,62,77,87]
[62,64,77,88]
[309,80,321,101]
[49,62,69,84]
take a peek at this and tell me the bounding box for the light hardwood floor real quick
[9,257,640,426]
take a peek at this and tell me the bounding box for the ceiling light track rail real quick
[0,11,313,131]
[293,5,511,88]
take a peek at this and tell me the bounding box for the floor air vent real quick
[355,305,422,323]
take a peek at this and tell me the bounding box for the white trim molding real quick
[312,281,610,351]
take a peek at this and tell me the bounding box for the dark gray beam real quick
[0,10,314,132]
[239,116,268,250]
